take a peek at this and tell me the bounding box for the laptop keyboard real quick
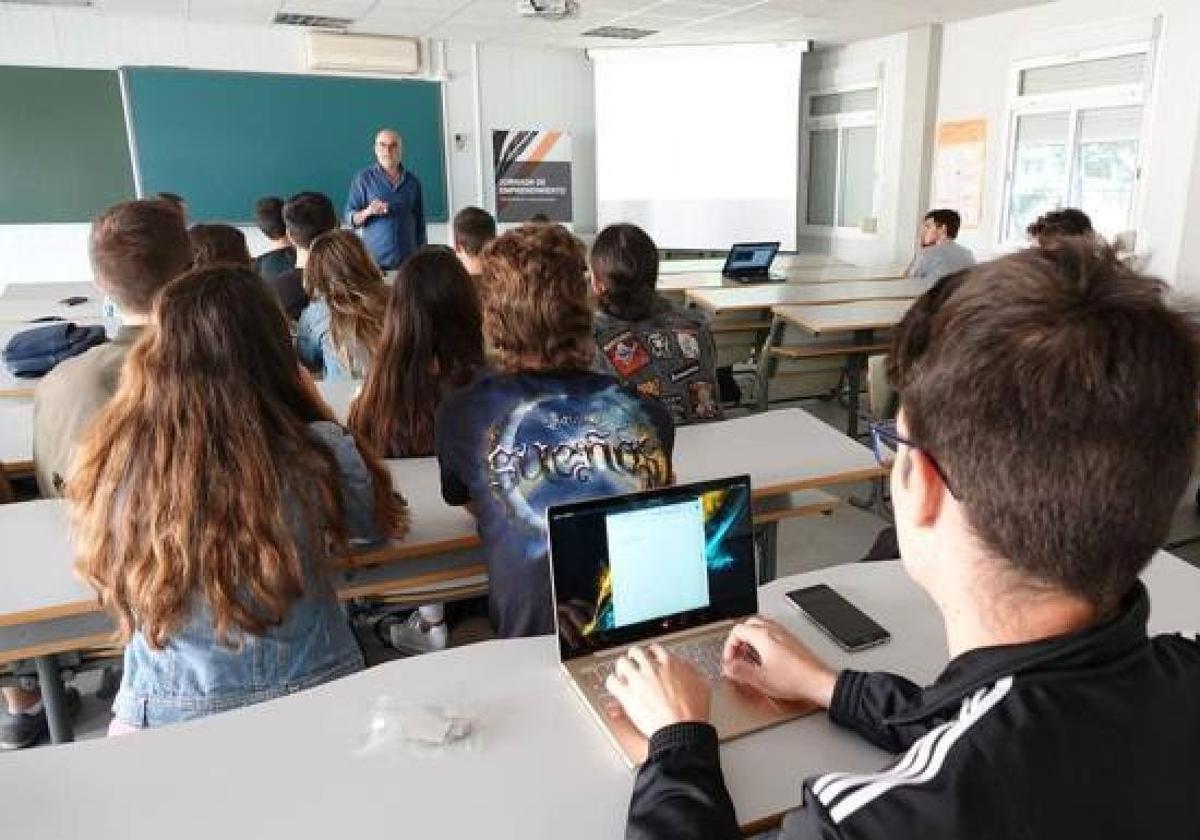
[577,635,726,702]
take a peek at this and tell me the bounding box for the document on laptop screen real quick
[605,499,711,628]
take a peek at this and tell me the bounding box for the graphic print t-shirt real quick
[436,370,675,638]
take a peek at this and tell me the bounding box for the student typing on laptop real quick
[608,241,1200,838]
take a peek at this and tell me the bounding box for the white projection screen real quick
[593,43,807,250]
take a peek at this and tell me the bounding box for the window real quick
[803,85,878,231]
[1001,48,1150,242]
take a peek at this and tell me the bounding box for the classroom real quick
[1,0,1199,837]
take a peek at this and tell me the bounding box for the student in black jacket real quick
[608,240,1200,839]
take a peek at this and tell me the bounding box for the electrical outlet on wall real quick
[860,217,878,234]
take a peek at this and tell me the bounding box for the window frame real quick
[799,81,882,238]
[998,42,1155,246]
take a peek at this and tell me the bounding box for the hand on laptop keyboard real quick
[721,617,838,708]
[603,644,712,739]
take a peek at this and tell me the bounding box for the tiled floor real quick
[16,398,1200,749]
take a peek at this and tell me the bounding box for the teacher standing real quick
[345,128,427,271]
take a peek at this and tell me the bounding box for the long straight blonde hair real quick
[68,265,407,648]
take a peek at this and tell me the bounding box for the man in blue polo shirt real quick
[344,128,427,271]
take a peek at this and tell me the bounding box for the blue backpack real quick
[3,321,108,378]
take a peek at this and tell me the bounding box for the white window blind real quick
[1019,52,1146,96]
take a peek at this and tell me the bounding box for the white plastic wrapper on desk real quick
[356,697,477,759]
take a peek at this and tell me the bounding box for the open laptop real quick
[722,242,785,283]
[547,475,815,767]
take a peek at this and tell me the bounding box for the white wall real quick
[0,5,597,285]
[795,28,938,267]
[936,0,1200,288]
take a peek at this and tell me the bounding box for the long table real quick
[756,300,916,437]
[0,409,884,742]
[2,554,1196,838]
[659,264,907,293]
[687,278,930,315]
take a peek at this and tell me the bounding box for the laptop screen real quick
[724,242,780,274]
[547,476,757,660]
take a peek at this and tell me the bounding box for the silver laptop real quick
[547,475,814,767]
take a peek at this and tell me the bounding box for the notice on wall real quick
[493,129,573,223]
[932,119,987,230]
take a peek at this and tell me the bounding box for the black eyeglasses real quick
[868,420,957,497]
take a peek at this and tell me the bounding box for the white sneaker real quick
[389,611,449,655]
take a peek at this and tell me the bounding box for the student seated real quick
[67,265,406,732]
[251,196,297,282]
[34,198,190,498]
[452,206,497,279]
[436,223,675,638]
[907,208,974,282]
[296,229,387,381]
[590,223,722,424]
[274,191,339,320]
[348,245,486,653]
[1027,207,1094,246]
[188,223,251,268]
[609,241,1200,839]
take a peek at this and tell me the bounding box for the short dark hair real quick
[153,192,185,214]
[254,197,287,240]
[1027,208,1094,243]
[891,241,1200,612]
[925,209,962,239]
[590,223,659,321]
[452,206,497,257]
[189,223,251,269]
[89,199,192,314]
[282,192,338,249]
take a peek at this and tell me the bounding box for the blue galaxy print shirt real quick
[436,369,675,638]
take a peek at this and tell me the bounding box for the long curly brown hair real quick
[479,223,595,373]
[68,265,407,649]
[348,246,484,457]
[303,230,388,377]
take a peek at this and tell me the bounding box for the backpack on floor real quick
[3,321,108,378]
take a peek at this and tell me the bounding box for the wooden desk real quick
[0,409,881,742]
[0,281,98,303]
[0,399,34,474]
[2,554,1196,839]
[687,279,929,315]
[658,265,907,294]
[0,299,104,323]
[756,300,915,438]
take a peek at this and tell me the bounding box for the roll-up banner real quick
[493,129,573,223]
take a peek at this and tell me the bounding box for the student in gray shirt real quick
[909,209,975,283]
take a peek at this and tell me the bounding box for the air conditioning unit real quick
[306,32,422,75]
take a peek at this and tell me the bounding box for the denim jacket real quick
[296,298,371,382]
[112,422,382,728]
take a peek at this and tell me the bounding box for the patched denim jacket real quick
[111,422,381,728]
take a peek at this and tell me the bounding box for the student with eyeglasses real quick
[605,240,1200,839]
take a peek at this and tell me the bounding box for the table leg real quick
[756,521,779,584]
[845,328,874,439]
[34,655,74,744]
[754,316,786,413]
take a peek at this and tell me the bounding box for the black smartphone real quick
[785,584,891,652]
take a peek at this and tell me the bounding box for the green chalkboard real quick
[0,66,136,224]
[122,67,447,223]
